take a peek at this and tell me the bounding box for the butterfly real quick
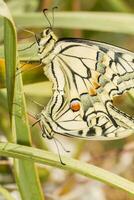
[35,14,134,141]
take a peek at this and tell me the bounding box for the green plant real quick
[0,0,134,199]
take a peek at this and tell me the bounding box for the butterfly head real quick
[37,28,58,64]
[38,28,57,46]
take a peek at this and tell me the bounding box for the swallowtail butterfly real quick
[35,13,134,141]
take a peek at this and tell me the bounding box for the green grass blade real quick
[0,142,134,195]
[0,0,16,119]
[13,12,134,35]
[0,1,44,199]
[104,0,131,12]
[13,75,44,200]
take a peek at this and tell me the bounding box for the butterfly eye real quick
[70,99,81,112]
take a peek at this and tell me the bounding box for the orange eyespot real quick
[92,80,100,89]
[70,99,80,112]
[88,87,97,96]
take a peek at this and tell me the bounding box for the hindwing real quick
[41,38,134,139]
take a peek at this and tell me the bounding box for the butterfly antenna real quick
[43,8,52,29]
[52,6,58,28]
[53,137,66,165]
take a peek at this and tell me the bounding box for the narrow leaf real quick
[0,142,134,195]
[0,1,44,199]
[0,0,16,119]
[13,12,134,35]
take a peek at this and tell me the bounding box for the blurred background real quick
[0,0,134,200]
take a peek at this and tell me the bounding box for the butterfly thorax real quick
[38,28,58,65]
